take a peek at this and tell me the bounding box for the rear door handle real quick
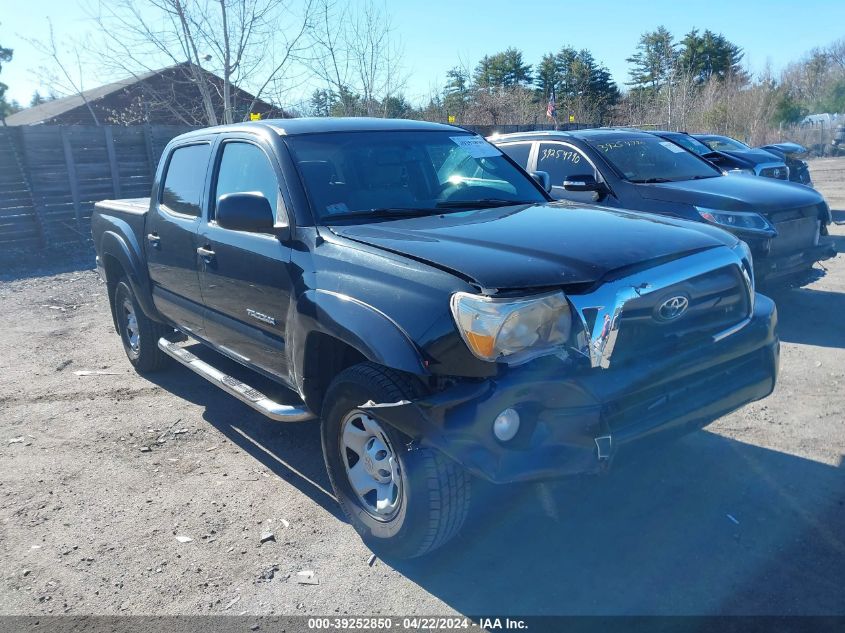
[146,233,161,247]
[196,246,216,259]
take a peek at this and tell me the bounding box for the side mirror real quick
[529,170,552,193]
[216,192,275,233]
[563,174,601,192]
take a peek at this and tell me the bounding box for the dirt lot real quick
[1,159,844,617]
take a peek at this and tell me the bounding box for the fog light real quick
[493,408,521,442]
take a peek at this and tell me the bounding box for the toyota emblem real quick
[656,295,690,322]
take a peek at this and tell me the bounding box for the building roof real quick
[4,63,281,126]
[4,69,162,126]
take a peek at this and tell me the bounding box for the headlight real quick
[695,207,776,236]
[450,291,572,364]
[726,168,755,176]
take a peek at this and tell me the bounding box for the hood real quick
[328,203,731,290]
[701,150,744,170]
[718,147,783,165]
[759,142,807,156]
[636,174,825,216]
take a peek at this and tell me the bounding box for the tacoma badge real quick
[246,308,276,325]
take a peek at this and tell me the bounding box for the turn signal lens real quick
[465,331,495,358]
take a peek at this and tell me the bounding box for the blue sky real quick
[2,0,844,107]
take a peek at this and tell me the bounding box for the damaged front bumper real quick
[362,295,779,484]
[754,236,837,282]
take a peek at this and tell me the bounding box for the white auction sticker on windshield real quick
[659,141,686,153]
[451,136,501,158]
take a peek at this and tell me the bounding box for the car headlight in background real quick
[450,291,572,364]
[726,168,755,176]
[695,207,776,237]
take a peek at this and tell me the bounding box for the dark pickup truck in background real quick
[92,118,778,558]
[490,129,836,284]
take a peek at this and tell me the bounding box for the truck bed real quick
[94,198,150,215]
[91,198,151,269]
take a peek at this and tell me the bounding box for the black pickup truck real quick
[92,118,779,558]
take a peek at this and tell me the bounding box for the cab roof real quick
[176,117,463,140]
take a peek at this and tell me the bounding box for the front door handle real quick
[196,246,216,260]
[146,233,161,248]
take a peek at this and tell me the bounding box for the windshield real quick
[665,134,713,156]
[286,131,546,222]
[699,136,749,152]
[589,136,722,182]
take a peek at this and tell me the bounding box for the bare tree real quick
[84,0,315,125]
[27,19,101,125]
[827,38,845,71]
[307,0,406,116]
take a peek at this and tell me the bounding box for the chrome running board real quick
[157,338,316,422]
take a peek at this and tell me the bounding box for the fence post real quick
[143,124,156,179]
[60,127,83,236]
[104,125,122,199]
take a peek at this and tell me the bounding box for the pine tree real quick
[473,48,532,89]
[443,67,469,119]
[626,26,677,93]
[677,29,745,84]
[535,54,557,99]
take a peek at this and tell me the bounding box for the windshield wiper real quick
[435,198,537,208]
[325,208,438,221]
[630,177,673,184]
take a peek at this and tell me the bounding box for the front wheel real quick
[321,362,471,559]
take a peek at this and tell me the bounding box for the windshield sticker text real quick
[659,141,686,153]
[595,139,645,153]
[450,136,502,158]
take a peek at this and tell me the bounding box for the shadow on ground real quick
[145,344,342,520]
[767,284,845,349]
[829,234,845,252]
[143,344,845,615]
[395,433,845,615]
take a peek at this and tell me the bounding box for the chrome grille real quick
[610,265,749,366]
[759,166,789,180]
[567,249,753,370]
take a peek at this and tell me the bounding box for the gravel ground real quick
[1,159,844,617]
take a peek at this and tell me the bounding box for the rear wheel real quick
[321,362,471,559]
[113,278,172,373]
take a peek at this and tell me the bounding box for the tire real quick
[321,362,471,559]
[113,277,172,373]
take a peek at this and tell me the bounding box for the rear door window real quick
[161,144,211,217]
[498,142,533,169]
[536,142,592,187]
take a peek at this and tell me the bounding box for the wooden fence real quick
[0,124,194,251]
